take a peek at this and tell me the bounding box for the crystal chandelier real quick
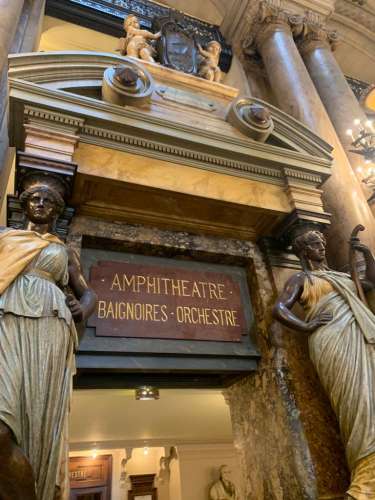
[346,118,375,187]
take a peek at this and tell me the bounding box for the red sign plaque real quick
[88,260,247,342]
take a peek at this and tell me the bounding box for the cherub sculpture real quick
[118,14,161,63]
[198,40,222,83]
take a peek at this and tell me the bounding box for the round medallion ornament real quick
[102,60,154,106]
[226,97,274,142]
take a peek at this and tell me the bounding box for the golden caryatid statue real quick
[197,40,222,83]
[0,174,97,500]
[118,14,161,63]
[273,229,375,499]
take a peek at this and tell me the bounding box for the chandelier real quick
[346,118,375,187]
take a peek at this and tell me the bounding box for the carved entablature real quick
[8,51,333,243]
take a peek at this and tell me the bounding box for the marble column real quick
[297,20,371,182]
[245,2,375,270]
[0,0,25,75]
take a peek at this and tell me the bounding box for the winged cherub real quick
[197,40,222,82]
[118,14,161,63]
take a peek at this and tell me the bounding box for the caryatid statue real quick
[209,465,239,500]
[198,40,222,83]
[273,228,375,499]
[0,173,97,500]
[118,14,161,63]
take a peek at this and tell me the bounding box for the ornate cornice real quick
[243,2,339,59]
[296,12,339,54]
[242,1,304,58]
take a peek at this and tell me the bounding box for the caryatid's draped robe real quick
[302,270,375,499]
[0,229,78,500]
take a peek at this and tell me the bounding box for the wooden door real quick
[128,474,157,500]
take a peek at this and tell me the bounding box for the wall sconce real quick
[135,386,160,400]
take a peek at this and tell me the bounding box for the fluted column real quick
[297,19,370,178]
[244,1,375,269]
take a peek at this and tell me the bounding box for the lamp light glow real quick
[135,386,160,400]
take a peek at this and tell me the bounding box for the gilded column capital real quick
[296,14,339,55]
[242,1,304,57]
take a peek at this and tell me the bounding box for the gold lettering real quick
[225,309,234,326]
[198,281,209,299]
[134,303,142,320]
[216,309,225,326]
[106,301,114,319]
[181,280,190,297]
[204,308,212,325]
[197,307,205,324]
[160,305,168,322]
[110,274,121,291]
[208,282,219,300]
[176,306,184,323]
[171,279,182,296]
[160,278,171,295]
[146,277,157,294]
[98,300,107,318]
[126,302,134,320]
[123,274,136,292]
[145,303,154,321]
[136,275,146,292]
[190,307,199,324]
[232,310,240,326]
[211,309,220,325]
[183,306,192,324]
[217,283,226,300]
[118,302,126,320]
[191,282,201,298]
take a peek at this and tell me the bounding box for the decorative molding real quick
[283,168,322,183]
[24,105,85,130]
[80,124,284,183]
[8,59,333,188]
[296,12,339,54]
[24,105,84,162]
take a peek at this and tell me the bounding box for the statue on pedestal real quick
[273,228,375,499]
[0,174,97,500]
[118,14,161,63]
[198,41,222,83]
[209,465,239,500]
